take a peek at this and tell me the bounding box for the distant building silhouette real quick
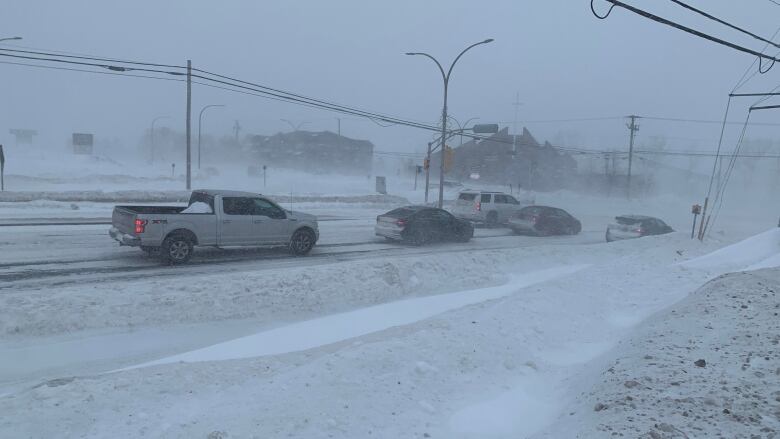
[431,127,577,191]
[249,130,373,175]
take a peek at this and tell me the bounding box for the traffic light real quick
[423,158,430,170]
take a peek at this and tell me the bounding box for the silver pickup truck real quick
[109,189,319,263]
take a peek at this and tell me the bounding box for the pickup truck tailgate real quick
[112,207,137,235]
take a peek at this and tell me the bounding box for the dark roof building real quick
[432,127,577,191]
[249,130,373,175]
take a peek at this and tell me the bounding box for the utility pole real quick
[233,120,241,143]
[512,92,523,154]
[424,141,432,204]
[626,115,640,198]
[336,117,341,137]
[0,144,5,191]
[185,60,192,191]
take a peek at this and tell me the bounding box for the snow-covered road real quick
[0,212,603,291]
[3,198,778,438]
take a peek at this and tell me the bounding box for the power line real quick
[0,60,186,83]
[0,51,184,76]
[192,67,433,129]
[0,46,187,69]
[668,0,780,50]
[592,0,780,69]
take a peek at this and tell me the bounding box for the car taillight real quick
[134,218,147,234]
[475,201,481,211]
[396,219,407,227]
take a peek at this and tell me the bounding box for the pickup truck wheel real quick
[162,235,193,264]
[289,229,315,255]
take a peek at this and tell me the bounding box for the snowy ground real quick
[3,219,779,437]
[2,161,779,437]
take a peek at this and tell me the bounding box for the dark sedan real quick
[375,206,474,245]
[508,206,581,236]
[606,215,673,242]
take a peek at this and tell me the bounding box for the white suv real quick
[451,191,527,227]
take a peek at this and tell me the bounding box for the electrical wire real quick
[0,60,186,83]
[593,0,780,67]
[0,46,186,69]
[669,0,780,50]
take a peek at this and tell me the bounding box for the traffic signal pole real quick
[424,141,432,204]
[185,59,192,191]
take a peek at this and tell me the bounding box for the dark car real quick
[375,206,474,245]
[606,215,674,242]
[507,206,582,236]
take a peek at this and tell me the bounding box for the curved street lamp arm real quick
[200,104,224,119]
[406,52,446,83]
[446,39,494,82]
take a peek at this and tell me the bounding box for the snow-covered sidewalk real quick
[533,268,780,438]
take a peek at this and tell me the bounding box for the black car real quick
[375,206,474,245]
[507,206,582,236]
[606,215,674,242]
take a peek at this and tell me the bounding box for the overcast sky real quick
[2,0,780,156]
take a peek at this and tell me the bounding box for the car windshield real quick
[384,207,419,218]
[5,4,773,438]
[616,216,644,225]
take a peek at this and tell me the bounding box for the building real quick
[432,127,577,191]
[249,130,374,175]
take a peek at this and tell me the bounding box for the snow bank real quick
[533,268,780,438]
[125,265,588,370]
[682,227,780,271]
[0,248,516,339]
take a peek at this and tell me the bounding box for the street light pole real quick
[448,115,479,146]
[150,116,171,164]
[0,37,22,43]
[198,104,225,170]
[406,38,494,208]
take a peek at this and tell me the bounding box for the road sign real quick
[472,123,499,134]
[72,133,94,155]
[9,129,37,145]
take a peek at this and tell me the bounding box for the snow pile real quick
[0,248,515,338]
[181,201,212,214]
[682,227,780,271]
[125,265,588,370]
[533,268,780,438]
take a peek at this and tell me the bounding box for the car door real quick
[493,194,508,223]
[219,197,256,246]
[252,198,291,244]
[505,195,522,219]
[430,209,457,240]
[412,209,437,240]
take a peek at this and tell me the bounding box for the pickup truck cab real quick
[109,189,319,263]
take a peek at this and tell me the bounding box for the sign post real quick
[691,204,701,239]
[375,176,387,195]
[0,144,5,191]
[263,165,267,188]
